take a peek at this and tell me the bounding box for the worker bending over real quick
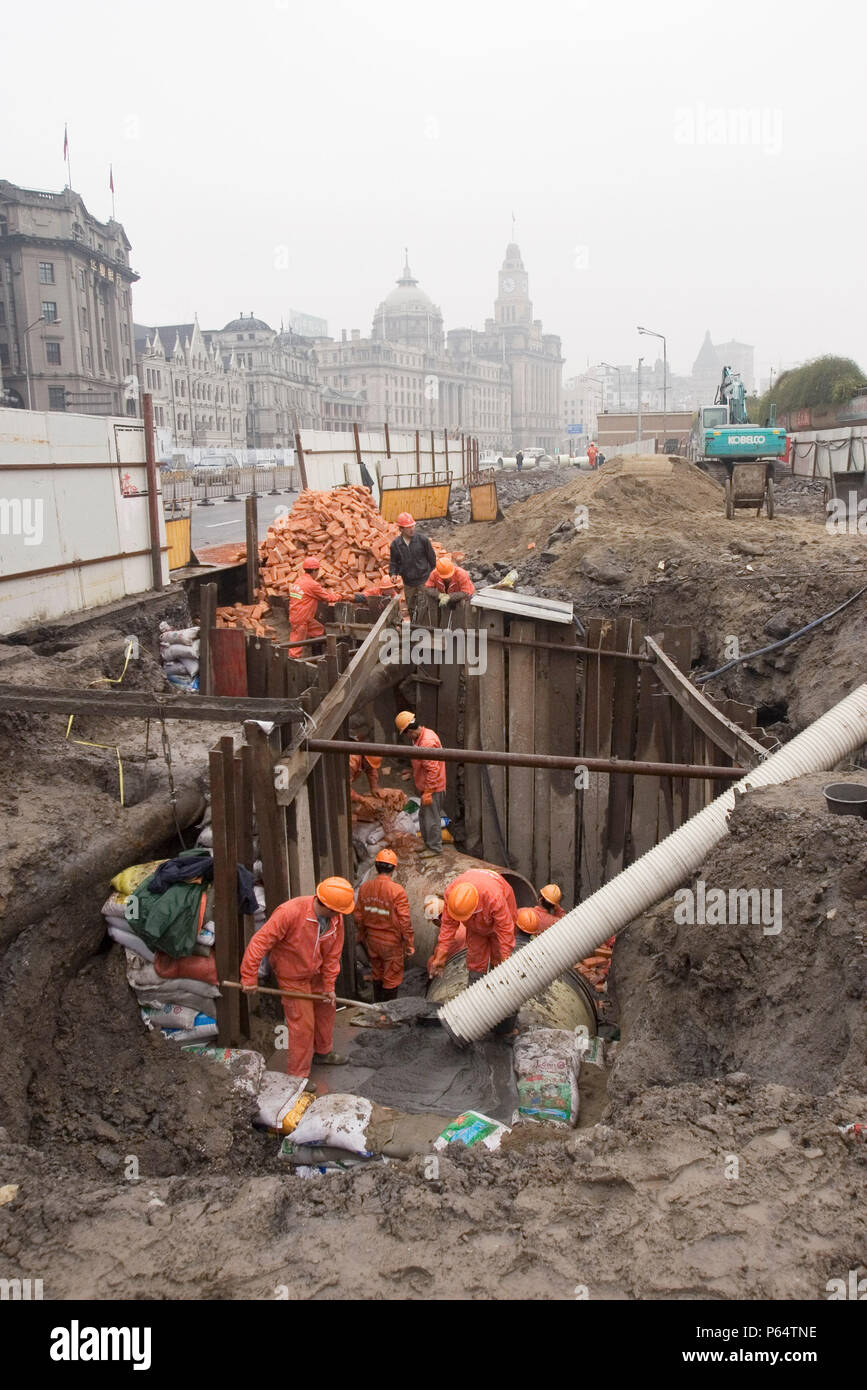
[289,556,339,658]
[516,883,566,936]
[425,555,475,610]
[388,512,436,621]
[240,876,355,1078]
[355,848,413,1001]
[429,869,516,983]
[395,710,446,855]
[349,750,382,802]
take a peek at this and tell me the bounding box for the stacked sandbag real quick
[159,621,200,692]
[512,1027,584,1128]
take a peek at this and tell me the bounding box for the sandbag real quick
[102,891,131,923]
[108,924,155,961]
[111,860,166,897]
[125,951,219,999]
[161,1018,218,1042]
[289,1094,374,1156]
[254,1072,309,1131]
[159,624,199,645]
[434,1111,510,1151]
[153,950,218,986]
[140,1002,201,1030]
[161,641,201,661]
[512,1026,583,1128]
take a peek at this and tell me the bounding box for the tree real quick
[754,355,867,421]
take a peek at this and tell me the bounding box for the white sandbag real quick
[181,1044,265,1096]
[196,826,213,849]
[161,640,201,660]
[136,984,221,1013]
[512,1026,583,1128]
[163,660,192,677]
[109,924,155,961]
[255,1072,308,1130]
[159,624,200,645]
[166,673,198,691]
[125,952,219,999]
[179,657,200,677]
[289,1094,374,1156]
[140,1002,200,1030]
[197,921,216,947]
[253,884,266,928]
[391,810,420,835]
[434,1111,510,1151]
[161,1018,218,1041]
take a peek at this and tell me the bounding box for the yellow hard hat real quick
[446,880,480,921]
[517,907,541,933]
[315,877,356,914]
[436,555,455,579]
[394,711,416,734]
[540,883,562,906]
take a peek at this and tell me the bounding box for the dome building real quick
[372,256,444,353]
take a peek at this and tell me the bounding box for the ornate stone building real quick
[0,179,139,414]
[134,318,246,450]
[208,315,321,444]
[315,246,561,453]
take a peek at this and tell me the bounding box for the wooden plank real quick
[463,606,483,856]
[435,599,461,826]
[198,582,217,696]
[478,610,507,863]
[605,618,641,880]
[0,684,303,723]
[579,619,615,897]
[287,787,316,896]
[548,620,578,906]
[532,630,551,890]
[646,637,768,768]
[245,636,270,699]
[630,656,662,858]
[244,722,289,918]
[212,738,243,1044]
[245,493,259,603]
[211,628,248,697]
[275,599,400,805]
[507,618,536,882]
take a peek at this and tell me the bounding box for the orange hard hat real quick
[396,512,415,527]
[540,883,562,906]
[517,907,540,933]
[436,555,455,578]
[315,877,356,914]
[302,556,321,571]
[446,880,480,921]
[375,848,398,867]
[394,710,416,734]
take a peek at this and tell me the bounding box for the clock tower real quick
[495,242,532,325]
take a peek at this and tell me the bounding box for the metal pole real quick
[637,357,643,443]
[306,737,745,782]
[663,335,667,444]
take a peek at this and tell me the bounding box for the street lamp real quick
[637,325,666,443]
[636,356,644,443]
[599,362,622,411]
[24,313,62,411]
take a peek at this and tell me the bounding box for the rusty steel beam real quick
[303,737,745,781]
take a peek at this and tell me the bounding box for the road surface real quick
[189,492,299,550]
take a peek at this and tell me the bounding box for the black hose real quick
[696,584,867,684]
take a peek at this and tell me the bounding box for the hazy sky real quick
[3,0,865,385]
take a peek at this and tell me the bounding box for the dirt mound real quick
[608,773,867,1104]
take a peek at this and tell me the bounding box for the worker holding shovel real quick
[395,710,446,855]
[355,848,414,1001]
[239,877,356,1078]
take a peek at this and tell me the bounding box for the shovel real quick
[221,979,387,1017]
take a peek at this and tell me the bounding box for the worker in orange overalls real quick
[424,555,475,610]
[586,441,598,469]
[516,883,566,936]
[240,877,355,1078]
[349,750,382,802]
[395,710,447,855]
[355,848,414,1001]
[428,869,517,984]
[288,556,339,657]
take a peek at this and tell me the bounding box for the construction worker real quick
[425,555,475,610]
[428,868,517,986]
[388,512,436,622]
[355,849,413,1001]
[395,711,446,855]
[517,883,566,935]
[239,877,356,1078]
[289,556,339,658]
[586,441,598,469]
[348,749,382,802]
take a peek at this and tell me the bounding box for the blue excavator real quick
[690,367,786,518]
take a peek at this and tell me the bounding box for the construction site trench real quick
[0,457,865,1301]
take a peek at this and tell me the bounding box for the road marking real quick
[205,520,238,528]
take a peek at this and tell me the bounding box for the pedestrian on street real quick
[516,449,524,471]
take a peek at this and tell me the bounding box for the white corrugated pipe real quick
[439,681,867,1043]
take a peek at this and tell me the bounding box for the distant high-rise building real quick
[289,309,328,340]
[0,179,139,415]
